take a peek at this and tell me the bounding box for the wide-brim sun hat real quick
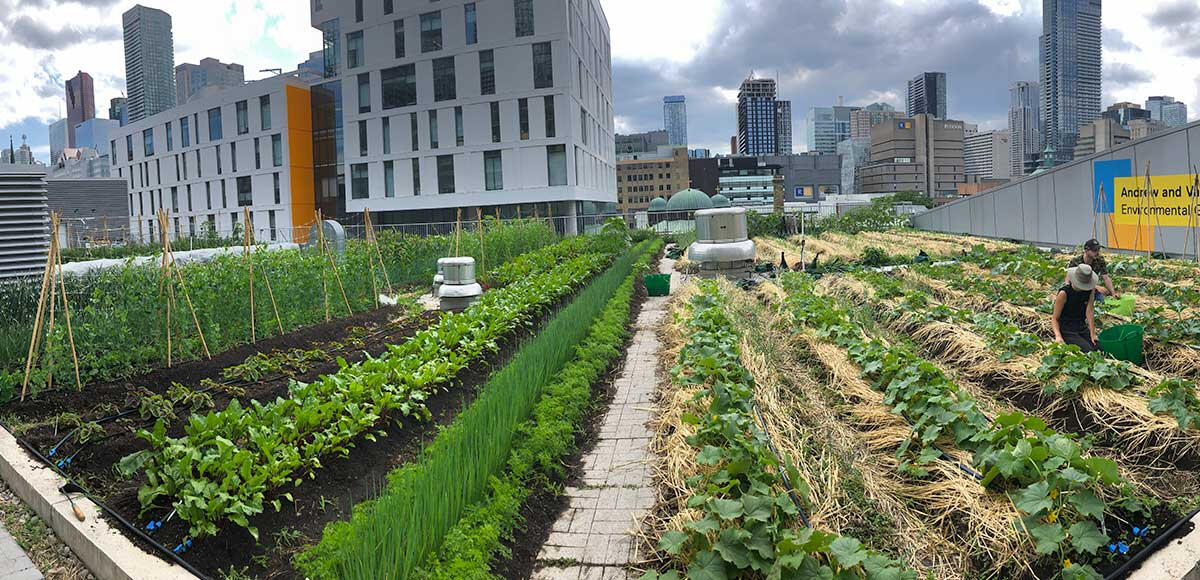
[1068,264,1098,291]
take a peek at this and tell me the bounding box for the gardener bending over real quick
[1065,238,1119,302]
[1052,264,1099,352]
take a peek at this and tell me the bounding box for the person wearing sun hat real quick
[1052,263,1100,352]
[1065,238,1119,303]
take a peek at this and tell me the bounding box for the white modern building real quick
[112,75,311,243]
[963,129,1011,180]
[308,0,615,229]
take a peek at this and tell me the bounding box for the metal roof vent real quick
[437,256,483,310]
[688,208,756,278]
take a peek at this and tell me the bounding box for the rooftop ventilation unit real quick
[688,207,756,278]
[436,256,483,310]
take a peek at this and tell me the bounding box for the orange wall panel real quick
[286,85,315,242]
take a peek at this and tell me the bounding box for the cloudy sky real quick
[1,0,1198,162]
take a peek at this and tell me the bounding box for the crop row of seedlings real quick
[0,219,557,398]
[780,271,1164,579]
[295,238,664,580]
[640,280,914,579]
[116,236,626,544]
[835,271,1200,478]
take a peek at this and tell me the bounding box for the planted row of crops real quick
[780,272,1158,579]
[641,281,915,580]
[0,219,558,398]
[116,233,625,543]
[296,238,662,580]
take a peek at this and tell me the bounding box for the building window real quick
[433,56,456,101]
[518,98,530,140]
[347,31,364,68]
[208,107,223,140]
[420,11,442,53]
[547,144,567,186]
[412,157,421,194]
[580,109,588,145]
[268,210,277,241]
[533,42,553,89]
[382,116,391,154]
[358,120,369,156]
[273,172,281,204]
[355,0,363,21]
[464,3,477,45]
[357,73,371,113]
[216,144,223,174]
[237,176,253,206]
[410,112,420,150]
[455,106,464,146]
[514,0,534,37]
[196,150,202,177]
[381,64,416,109]
[143,128,154,156]
[126,135,133,161]
[221,179,228,207]
[429,110,439,149]
[236,100,249,135]
[230,141,238,172]
[272,134,283,166]
[321,18,340,77]
[436,155,454,193]
[393,19,405,59]
[351,163,369,199]
[544,95,556,138]
[490,102,501,142]
[260,95,271,130]
[384,160,395,197]
[180,117,190,147]
[479,50,495,95]
[171,186,179,211]
[484,150,502,190]
[194,113,202,143]
[254,137,261,169]
[205,182,212,209]
[166,122,174,152]
[183,151,189,178]
[384,0,392,15]
[189,215,195,235]
[230,213,237,234]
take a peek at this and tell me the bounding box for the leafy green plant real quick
[1148,379,1200,430]
[1034,344,1138,395]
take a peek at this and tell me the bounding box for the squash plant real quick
[1034,344,1138,395]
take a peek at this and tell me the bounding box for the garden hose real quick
[15,437,212,580]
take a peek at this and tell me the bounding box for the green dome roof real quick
[710,194,731,208]
[666,188,713,212]
[648,196,668,211]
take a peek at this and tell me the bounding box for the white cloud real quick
[600,0,723,64]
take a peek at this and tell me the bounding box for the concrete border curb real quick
[0,427,197,580]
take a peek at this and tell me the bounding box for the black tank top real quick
[1058,284,1090,324]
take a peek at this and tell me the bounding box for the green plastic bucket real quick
[1098,324,1144,365]
[645,274,671,297]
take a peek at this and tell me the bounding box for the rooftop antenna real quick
[8,135,13,163]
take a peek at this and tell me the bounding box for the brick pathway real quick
[0,523,41,580]
[531,258,680,580]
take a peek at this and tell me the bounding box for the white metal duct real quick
[0,165,48,280]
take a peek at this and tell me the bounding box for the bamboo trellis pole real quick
[52,213,81,391]
[246,211,284,335]
[316,211,353,316]
[364,210,393,295]
[476,207,486,281]
[243,208,256,342]
[20,237,54,401]
[158,211,175,367]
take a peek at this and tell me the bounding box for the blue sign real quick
[1092,159,1132,214]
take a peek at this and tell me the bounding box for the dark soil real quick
[1028,502,1190,580]
[496,278,650,580]
[2,303,420,423]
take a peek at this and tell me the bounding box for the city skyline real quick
[1,0,1199,162]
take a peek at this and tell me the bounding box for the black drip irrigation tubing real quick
[15,437,212,580]
[750,404,811,529]
[1104,504,1200,580]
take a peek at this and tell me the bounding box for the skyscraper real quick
[176,58,246,105]
[1009,81,1042,176]
[123,5,176,123]
[65,71,95,148]
[736,76,791,156]
[806,105,859,155]
[1146,96,1188,127]
[907,72,947,119]
[663,96,687,146]
[1040,0,1102,166]
[48,119,67,164]
[850,102,903,140]
[1101,102,1150,128]
[109,97,127,125]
